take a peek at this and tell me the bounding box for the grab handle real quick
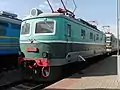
[78,55,86,61]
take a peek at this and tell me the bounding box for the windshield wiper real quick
[44,20,53,30]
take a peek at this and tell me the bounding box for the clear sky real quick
[0,0,117,36]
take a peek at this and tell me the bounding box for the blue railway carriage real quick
[105,32,117,54]
[0,11,22,70]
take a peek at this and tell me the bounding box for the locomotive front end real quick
[18,9,60,81]
[19,20,56,79]
[105,32,117,55]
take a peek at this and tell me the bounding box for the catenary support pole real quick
[117,0,120,81]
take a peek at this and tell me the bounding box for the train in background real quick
[105,32,118,55]
[0,11,22,71]
[18,0,107,82]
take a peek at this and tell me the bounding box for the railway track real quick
[0,80,50,90]
[7,82,43,90]
[0,54,111,90]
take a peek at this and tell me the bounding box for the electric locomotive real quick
[19,0,106,81]
[0,11,22,70]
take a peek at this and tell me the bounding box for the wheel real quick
[41,66,50,78]
[31,66,63,82]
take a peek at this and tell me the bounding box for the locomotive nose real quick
[23,60,35,68]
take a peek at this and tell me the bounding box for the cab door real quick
[65,23,72,55]
[20,21,34,55]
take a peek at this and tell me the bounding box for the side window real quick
[94,34,96,41]
[67,24,71,37]
[0,28,7,36]
[100,35,102,41]
[96,34,99,40]
[0,21,8,36]
[111,37,112,41]
[81,29,85,39]
[104,36,105,42]
[90,32,93,39]
[0,21,8,27]
[11,23,21,30]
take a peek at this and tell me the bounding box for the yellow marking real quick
[0,45,19,46]
[0,36,19,39]
[0,43,19,44]
[0,47,19,49]
[0,43,19,46]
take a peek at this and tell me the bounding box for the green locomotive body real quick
[19,8,106,81]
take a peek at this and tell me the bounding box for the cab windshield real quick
[35,21,54,34]
[21,22,30,35]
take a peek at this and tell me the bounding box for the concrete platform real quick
[44,55,120,90]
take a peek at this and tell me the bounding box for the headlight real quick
[42,52,49,58]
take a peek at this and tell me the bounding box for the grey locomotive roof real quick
[0,15,22,24]
[23,13,64,20]
[23,13,104,34]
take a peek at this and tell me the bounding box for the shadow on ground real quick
[44,88,120,90]
[69,55,117,78]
